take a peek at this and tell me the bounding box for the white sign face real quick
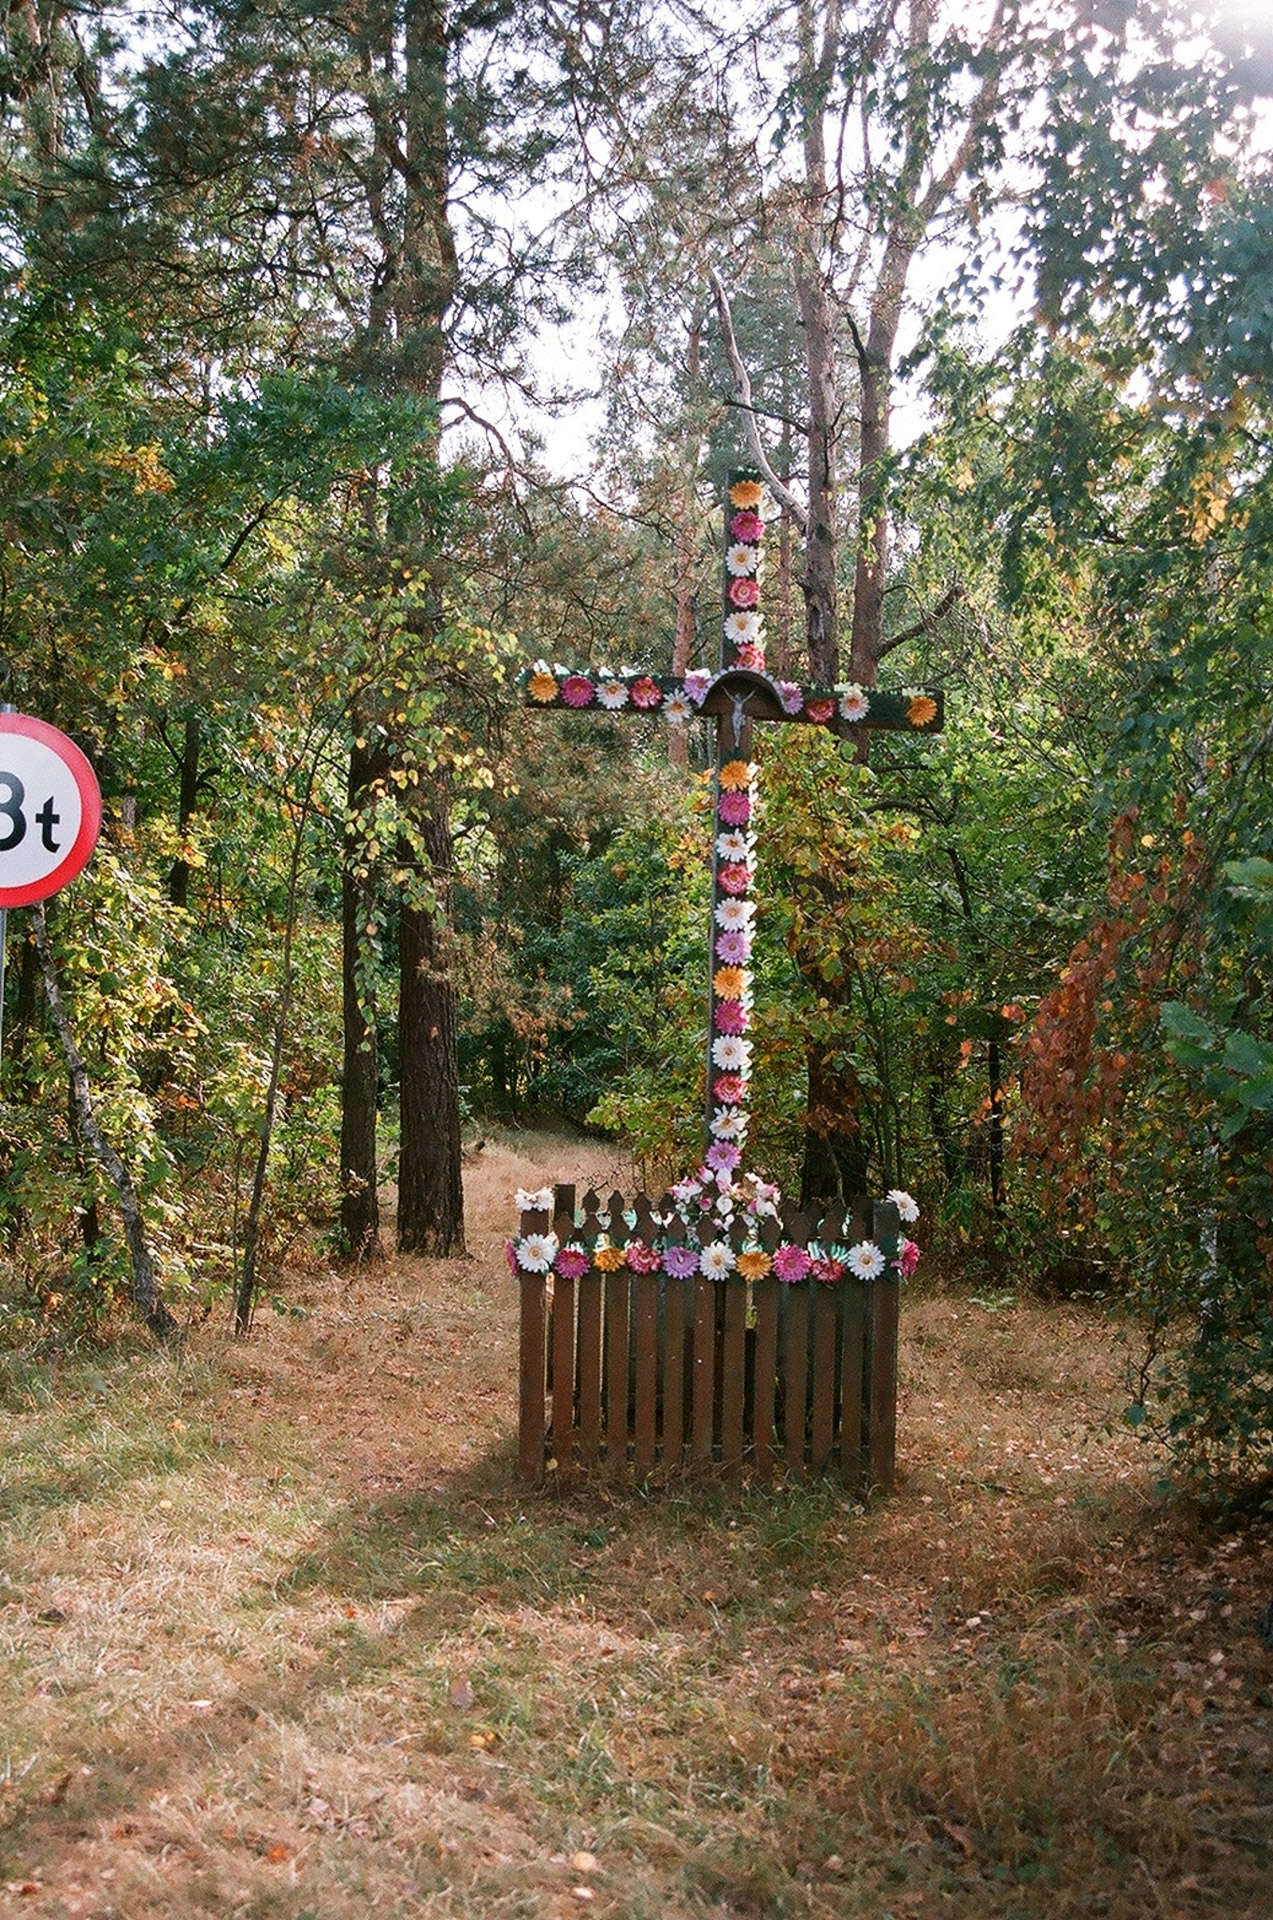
[0,715,101,907]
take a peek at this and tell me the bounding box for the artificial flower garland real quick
[522,661,941,735]
[507,1178,921,1287]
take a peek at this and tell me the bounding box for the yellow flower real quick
[737,1249,772,1280]
[907,694,938,728]
[528,670,559,704]
[593,1243,625,1271]
[719,759,751,790]
[729,479,764,509]
[713,966,746,998]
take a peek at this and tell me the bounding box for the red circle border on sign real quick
[0,712,103,907]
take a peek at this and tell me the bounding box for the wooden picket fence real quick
[517,1185,901,1489]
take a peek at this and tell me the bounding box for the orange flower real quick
[592,1243,625,1271]
[907,694,938,728]
[729,479,764,509]
[736,1249,772,1280]
[528,670,558,703]
[713,966,746,998]
[719,759,751,790]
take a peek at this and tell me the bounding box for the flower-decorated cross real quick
[522,469,944,1194]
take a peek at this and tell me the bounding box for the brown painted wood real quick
[720,1279,746,1477]
[604,1270,630,1466]
[633,1271,658,1478]
[518,1272,546,1483]
[867,1276,900,1494]
[551,1269,576,1476]
[783,1283,810,1478]
[839,1277,866,1491]
[577,1270,603,1466]
[810,1282,837,1472]
[662,1273,687,1467]
[691,1275,716,1464]
[752,1275,778,1480]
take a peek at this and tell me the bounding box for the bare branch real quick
[707,263,807,531]
[877,580,966,658]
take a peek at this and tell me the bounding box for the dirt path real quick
[1,1132,1271,1918]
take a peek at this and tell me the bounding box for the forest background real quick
[2,0,1272,1483]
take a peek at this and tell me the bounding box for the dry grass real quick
[0,1132,1271,1919]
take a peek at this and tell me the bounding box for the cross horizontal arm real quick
[521,662,943,736]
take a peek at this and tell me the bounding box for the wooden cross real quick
[522,469,944,1176]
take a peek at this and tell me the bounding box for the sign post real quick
[0,707,103,1064]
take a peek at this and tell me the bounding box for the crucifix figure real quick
[523,469,943,1181]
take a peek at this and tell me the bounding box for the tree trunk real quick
[389,0,465,1256]
[340,729,388,1260]
[33,905,176,1338]
[397,804,465,1255]
[168,713,200,908]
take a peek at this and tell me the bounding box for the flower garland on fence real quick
[507,1183,922,1288]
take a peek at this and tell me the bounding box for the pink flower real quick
[728,577,760,608]
[735,642,766,671]
[683,669,712,706]
[714,998,747,1034]
[773,1244,812,1284]
[626,1239,661,1272]
[809,1255,847,1285]
[805,697,835,724]
[731,510,763,542]
[777,681,803,715]
[662,1244,699,1279]
[560,674,594,707]
[718,791,751,826]
[714,1073,744,1103]
[896,1238,921,1279]
[554,1246,589,1279]
[705,1139,741,1173]
[630,676,661,709]
[718,862,750,895]
[714,929,751,964]
[504,1239,519,1277]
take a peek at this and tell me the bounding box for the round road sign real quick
[0,713,102,907]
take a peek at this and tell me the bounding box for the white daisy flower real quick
[886,1188,920,1224]
[847,1239,886,1280]
[711,1034,752,1071]
[596,679,628,709]
[726,543,760,577]
[724,611,761,644]
[838,683,870,722]
[663,692,693,725]
[514,1186,554,1213]
[710,1108,746,1140]
[714,897,756,931]
[715,829,752,860]
[699,1241,737,1280]
[516,1231,560,1273]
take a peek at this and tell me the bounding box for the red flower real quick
[560,674,595,707]
[810,1256,847,1285]
[718,862,750,895]
[714,1073,744,1102]
[728,577,761,608]
[731,510,763,542]
[630,676,661,709]
[805,697,835,724]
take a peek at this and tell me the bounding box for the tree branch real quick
[877,580,966,658]
[707,263,808,531]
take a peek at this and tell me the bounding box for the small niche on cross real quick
[511,471,938,1488]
